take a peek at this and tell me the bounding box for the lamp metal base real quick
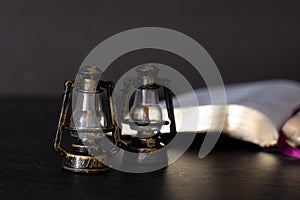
[61,139,110,174]
[63,154,110,173]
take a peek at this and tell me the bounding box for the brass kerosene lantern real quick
[120,65,177,155]
[54,66,120,173]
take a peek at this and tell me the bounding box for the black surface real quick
[1,98,300,200]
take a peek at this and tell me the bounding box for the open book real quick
[164,79,300,148]
[122,79,300,149]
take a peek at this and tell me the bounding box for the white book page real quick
[282,110,300,146]
[171,79,300,130]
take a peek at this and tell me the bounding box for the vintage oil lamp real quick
[54,66,120,173]
[120,65,177,154]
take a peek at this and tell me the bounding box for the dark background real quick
[1,0,300,96]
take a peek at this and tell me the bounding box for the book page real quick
[171,79,300,130]
[282,110,300,146]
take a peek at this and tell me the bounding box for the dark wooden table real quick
[1,98,300,200]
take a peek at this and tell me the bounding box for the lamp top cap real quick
[77,66,103,80]
[75,66,103,92]
[136,64,159,78]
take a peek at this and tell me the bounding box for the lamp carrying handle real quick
[98,80,122,146]
[163,86,177,136]
[54,80,74,158]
